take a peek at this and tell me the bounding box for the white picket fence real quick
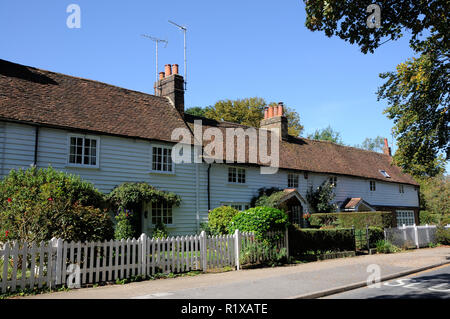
[384,224,450,249]
[0,229,288,293]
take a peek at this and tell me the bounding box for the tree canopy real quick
[355,136,386,152]
[304,0,449,177]
[307,125,344,144]
[186,97,304,137]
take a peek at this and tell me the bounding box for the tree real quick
[303,0,449,177]
[355,136,386,152]
[307,125,344,144]
[185,106,209,118]
[195,97,304,136]
[418,174,450,225]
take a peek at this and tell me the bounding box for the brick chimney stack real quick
[260,102,288,140]
[383,138,392,156]
[154,64,185,116]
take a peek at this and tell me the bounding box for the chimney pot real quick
[268,106,274,118]
[172,64,179,75]
[278,102,284,116]
[165,64,172,77]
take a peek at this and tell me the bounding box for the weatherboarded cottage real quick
[0,59,420,236]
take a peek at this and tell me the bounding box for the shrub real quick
[254,191,286,209]
[368,227,384,246]
[376,240,401,254]
[309,211,395,229]
[435,226,450,245]
[152,221,168,239]
[114,209,134,240]
[107,182,181,238]
[288,225,355,256]
[208,206,239,235]
[0,166,113,242]
[419,210,441,225]
[240,241,289,267]
[228,207,289,243]
[250,187,283,208]
[306,181,337,213]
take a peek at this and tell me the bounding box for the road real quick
[323,264,450,299]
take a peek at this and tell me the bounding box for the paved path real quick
[20,247,450,299]
[323,264,450,299]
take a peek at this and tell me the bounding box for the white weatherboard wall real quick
[0,121,419,235]
[0,121,208,236]
[207,163,419,212]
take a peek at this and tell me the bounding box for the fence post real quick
[365,225,370,252]
[285,228,289,258]
[351,225,356,251]
[51,238,63,286]
[414,224,419,249]
[200,231,207,272]
[234,229,241,271]
[140,234,147,277]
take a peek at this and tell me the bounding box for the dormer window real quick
[379,170,391,178]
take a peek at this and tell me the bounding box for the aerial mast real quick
[141,34,168,85]
[168,20,188,91]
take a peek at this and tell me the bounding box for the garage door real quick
[396,210,415,226]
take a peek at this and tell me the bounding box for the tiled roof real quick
[184,114,419,186]
[0,59,188,143]
[0,59,419,186]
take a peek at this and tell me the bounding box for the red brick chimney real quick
[155,64,185,116]
[383,138,392,156]
[260,102,288,140]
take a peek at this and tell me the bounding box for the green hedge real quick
[309,211,395,229]
[288,225,355,256]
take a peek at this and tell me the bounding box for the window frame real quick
[370,180,376,192]
[66,134,100,169]
[228,167,246,184]
[150,201,174,226]
[396,210,415,226]
[287,173,300,188]
[221,202,250,211]
[150,145,175,174]
[399,184,405,194]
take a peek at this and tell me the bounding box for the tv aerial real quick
[168,20,188,91]
[141,34,168,84]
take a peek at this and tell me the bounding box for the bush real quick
[306,181,337,213]
[435,226,450,245]
[240,241,289,267]
[288,225,355,256]
[254,191,286,209]
[376,240,401,254]
[152,221,168,239]
[208,206,239,235]
[309,211,395,229]
[107,182,181,238]
[0,167,113,242]
[114,209,134,240]
[228,207,289,242]
[368,227,384,246]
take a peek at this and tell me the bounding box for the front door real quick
[290,205,304,227]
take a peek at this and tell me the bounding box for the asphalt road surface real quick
[324,264,450,299]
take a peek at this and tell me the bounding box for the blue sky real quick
[0,1,446,172]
